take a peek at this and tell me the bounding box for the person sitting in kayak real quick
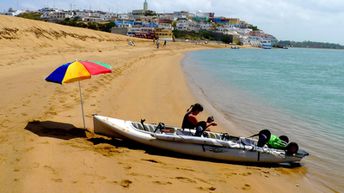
[181,103,217,136]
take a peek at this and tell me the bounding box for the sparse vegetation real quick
[173,30,234,44]
[248,24,259,31]
[56,19,115,33]
[17,12,42,20]
[278,40,344,49]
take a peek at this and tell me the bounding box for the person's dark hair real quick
[187,103,203,112]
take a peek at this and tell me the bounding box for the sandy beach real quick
[0,15,329,193]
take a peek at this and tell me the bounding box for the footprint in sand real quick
[174,176,197,183]
[152,181,172,185]
[24,147,34,152]
[241,172,252,176]
[52,178,63,183]
[47,111,57,115]
[198,186,216,192]
[194,177,211,185]
[128,172,152,178]
[13,168,20,172]
[44,165,58,175]
[141,159,165,165]
[94,144,128,156]
[175,167,195,172]
[261,170,270,178]
[0,136,9,144]
[241,184,251,191]
[110,180,118,184]
[262,170,270,174]
[120,179,132,188]
[124,166,132,170]
[246,166,262,171]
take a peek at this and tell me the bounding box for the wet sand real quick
[0,15,329,193]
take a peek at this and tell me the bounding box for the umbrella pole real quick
[78,81,86,130]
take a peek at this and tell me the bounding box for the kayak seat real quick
[132,122,144,130]
[147,125,156,132]
[176,130,193,136]
[132,122,161,133]
[240,138,255,146]
[208,133,222,139]
[208,133,216,139]
[131,122,143,130]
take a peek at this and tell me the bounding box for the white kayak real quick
[93,115,309,163]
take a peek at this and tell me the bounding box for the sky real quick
[1,0,344,44]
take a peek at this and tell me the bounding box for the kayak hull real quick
[93,115,308,163]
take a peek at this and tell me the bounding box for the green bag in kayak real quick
[267,134,287,149]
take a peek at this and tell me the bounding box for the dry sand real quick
[0,15,328,193]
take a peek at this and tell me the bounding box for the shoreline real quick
[181,52,251,136]
[0,15,333,193]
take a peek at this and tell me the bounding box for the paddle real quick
[140,119,148,131]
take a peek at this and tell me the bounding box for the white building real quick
[102,12,117,21]
[117,13,130,19]
[199,22,212,30]
[40,9,67,20]
[173,11,194,19]
[158,13,175,21]
[195,10,214,18]
[3,9,26,16]
[158,23,173,30]
[175,17,199,31]
[232,28,252,35]
[239,36,261,47]
[175,17,189,30]
[82,17,103,22]
[143,0,148,11]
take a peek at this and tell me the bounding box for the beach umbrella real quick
[45,60,112,129]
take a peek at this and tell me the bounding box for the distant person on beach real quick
[156,39,160,49]
[181,103,217,136]
[163,40,167,47]
[127,39,135,46]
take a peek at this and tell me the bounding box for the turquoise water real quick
[183,48,344,191]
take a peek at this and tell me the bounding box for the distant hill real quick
[0,15,146,51]
[278,40,344,49]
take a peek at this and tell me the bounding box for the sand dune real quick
[0,15,327,193]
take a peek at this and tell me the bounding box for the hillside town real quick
[1,0,277,47]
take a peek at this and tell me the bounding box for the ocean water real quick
[182,48,344,192]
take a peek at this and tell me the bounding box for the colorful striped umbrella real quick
[45,60,111,84]
[45,60,112,129]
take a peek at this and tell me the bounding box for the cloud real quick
[207,0,344,43]
[150,0,212,13]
